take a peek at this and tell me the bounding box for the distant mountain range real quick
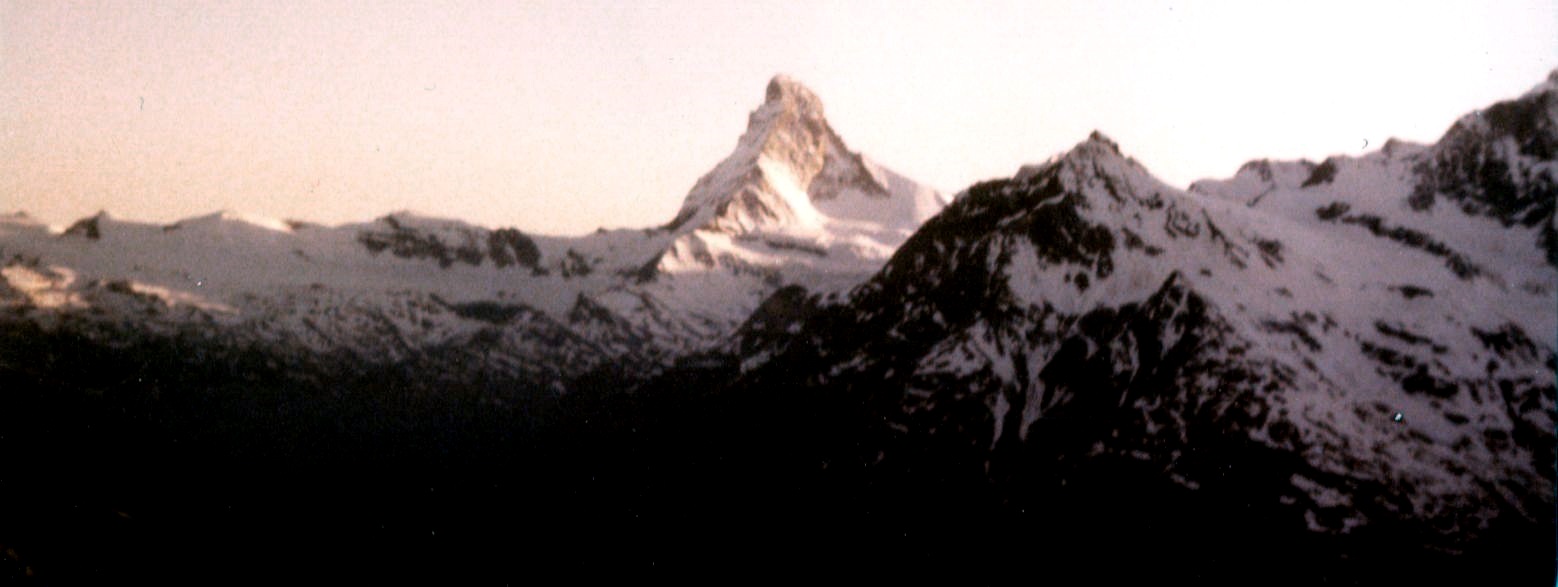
[1,75,944,386]
[0,72,1552,583]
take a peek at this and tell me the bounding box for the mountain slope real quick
[731,78,1556,579]
[1,73,1553,582]
[0,76,943,386]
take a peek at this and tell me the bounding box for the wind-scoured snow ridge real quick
[735,72,1557,563]
[0,75,942,387]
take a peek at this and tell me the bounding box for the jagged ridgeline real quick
[0,72,1554,583]
[0,76,944,395]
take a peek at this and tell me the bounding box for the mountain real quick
[661,75,942,241]
[0,76,943,387]
[0,76,944,581]
[569,75,945,359]
[0,72,1553,582]
[723,75,1557,581]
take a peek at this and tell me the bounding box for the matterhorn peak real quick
[763,74,825,118]
[662,75,940,238]
[739,74,838,161]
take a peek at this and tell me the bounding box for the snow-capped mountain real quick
[0,75,943,385]
[730,75,1556,576]
[661,75,942,244]
[2,72,1553,582]
[569,75,945,357]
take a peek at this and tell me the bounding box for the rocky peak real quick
[1412,72,1558,264]
[664,75,902,236]
[1085,130,1122,154]
[763,74,826,119]
[742,75,885,202]
[1015,131,1148,193]
[1439,74,1556,149]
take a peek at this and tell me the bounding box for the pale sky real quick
[3,1,1555,236]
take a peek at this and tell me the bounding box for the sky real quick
[3,1,1555,236]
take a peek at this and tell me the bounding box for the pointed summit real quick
[735,74,856,193]
[764,74,825,117]
[661,75,942,239]
[1085,130,1121,154]
[1014,130,1140,183]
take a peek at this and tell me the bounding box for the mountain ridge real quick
[0,75,944,384]
[723,74,1555,575]
[0,71,1554,582]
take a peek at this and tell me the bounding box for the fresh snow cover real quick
[1016,133,1553,526]
[0,75,944,380]
[2,70,1552,547]
[746,73,1556,541]
[656,76,945,278]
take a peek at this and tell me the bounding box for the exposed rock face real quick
[0,72,1553,583]
[666,75,934,239]
[0,76,943,387]
[356,213,544,272]
[1411,72,1558,263]
[730,86,1555,578]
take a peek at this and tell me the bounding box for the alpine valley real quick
[1,73,1553,584]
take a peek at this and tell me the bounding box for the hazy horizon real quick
[4,1,1555,236]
